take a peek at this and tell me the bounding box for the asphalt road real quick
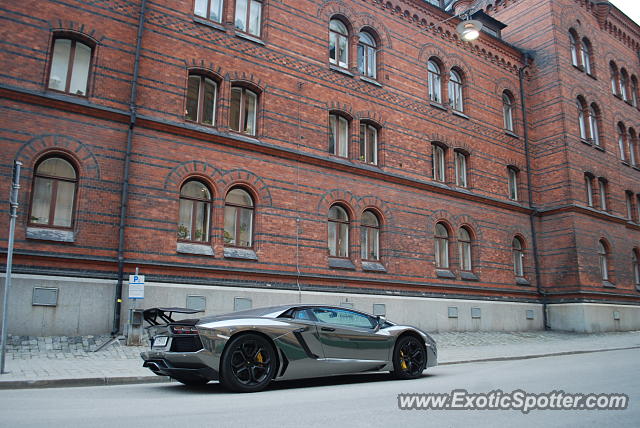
[0,348,637,428]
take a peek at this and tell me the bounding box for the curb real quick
[1,345,638,390]
[0,375,172,390]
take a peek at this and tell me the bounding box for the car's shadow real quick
[163,372,436,395]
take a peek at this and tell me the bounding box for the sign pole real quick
[1,161,22,374]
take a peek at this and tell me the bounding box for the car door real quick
[310,307,393,361]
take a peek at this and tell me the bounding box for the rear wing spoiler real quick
[143,307,204,326]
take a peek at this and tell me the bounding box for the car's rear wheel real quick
[220,333,277,392]
[392,335,427,379]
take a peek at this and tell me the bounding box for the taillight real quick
[171,325,198,335]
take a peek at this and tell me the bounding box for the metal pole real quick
[1,160,22,374]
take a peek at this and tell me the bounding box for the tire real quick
[220,333,277,393]
[172,376,210,386]
[392,335,427,380]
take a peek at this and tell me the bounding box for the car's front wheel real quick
[392,335,427,379]
[220,333,277,392]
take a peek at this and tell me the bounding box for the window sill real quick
[504,130,519,138]
[452,110,469,119]
[224,247,257,260]
[602,280,615,288]
[633,166,640,172]
[515,276,530,286]
[177,242,213,256]
[579,138,592,146]
[328,257,355,270]
[430,101,447,111]
[586,72,596,80]
[435,269,455,279]
[362,261,386,272]
[329,64,354,77]
[460,271,479,281]
[26,227,75,243]
[594,145,605,152]
[359,75,381,87]
[572,64,584,72]
[622,161,630,167]
[193,16,226,32]
[235,31,265,45]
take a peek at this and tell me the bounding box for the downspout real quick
[519,55,550,330]
[112,0,147,335]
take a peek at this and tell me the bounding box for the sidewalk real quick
[0,330,639,389]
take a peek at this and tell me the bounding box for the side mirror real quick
[375,315,386,330]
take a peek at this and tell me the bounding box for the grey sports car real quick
[141,304,437,392]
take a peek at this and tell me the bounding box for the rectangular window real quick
[235,0,261,37]
[359,123,377,165]
[194,0,223,22]
[230,87,257,135]
[598,179,607,211]
[508,168,518,201]
[585,175,593,207]
[455,151,467,187]
[329,115,349,157]
[433,145,445,182]
[626,192,634,220]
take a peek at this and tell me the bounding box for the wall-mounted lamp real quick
[456,17,483,41]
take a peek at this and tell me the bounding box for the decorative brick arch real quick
[354,12,392,49]
[16,134,100,180]
[328,101,355,119]
[359,195,393,225]
[317,1,357,26]
[426,133,454,146]
[317,189,358,217]
[493,77,519,103]
[446,54,475,85]
[164,160,223,193]
[418,43,449,67]
[355,110,385,126]
[507,226,531,247]
[220,169,272,207]
[48,20,105,44]
[226,72,265,92]
[185,59,223,79]
[426,209,454,235]
[453,215,483,241]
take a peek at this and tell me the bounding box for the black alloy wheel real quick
[221,333,277,392]
[392,335,427,379]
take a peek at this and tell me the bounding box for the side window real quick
[48,38,93,96]
[29,157,78,229]
[311,307,376,329]
[292,309,313,321]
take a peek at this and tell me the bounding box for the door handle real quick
[321,327,336,332]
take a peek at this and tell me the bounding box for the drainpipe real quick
[112,0,147,336]
[519,55,550,330]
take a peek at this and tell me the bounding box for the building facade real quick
[0,0,638,336]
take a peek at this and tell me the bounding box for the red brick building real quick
[0,0,638,335]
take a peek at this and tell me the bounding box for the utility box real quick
[126,308,145,346]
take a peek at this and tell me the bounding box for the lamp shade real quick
[456,19,483,41]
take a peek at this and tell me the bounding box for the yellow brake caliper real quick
[400,350,408,370]
[255,352,264,364]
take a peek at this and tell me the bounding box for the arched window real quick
[618,123,627,161]
[178,180,211,242]
[329,19,349,68]
[598,240,609,281]
[361,210,380,261]
[503,91,514,131]
[569,30,579,67]
[610,62,619,95]
[434,223,449,269]
[620,68,629,101]
[230,86,257,135]
[448,69,464,112]
[224,188,254,247]
[359,122,378,165]
[577,97,587,140]
[588,103,600,146]
[48,38,92,96]
[432,144,446,182]
[328,205,349,257]
[581,37,592,75]
[357,31,377,78]
[458,227,472,271]
[329,113,349,157]
[428,59,442,104]
[629,128,637,166]
[194,0,223,23]
[513,237,524,277]
[186,74,217,125]
[29,157,78,228]
[633,249,640,288]
[235,0,262,37]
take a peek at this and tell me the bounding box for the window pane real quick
[329,32,337,64]
[193,200,209,241]
[238,207,253,247]
[338,35,348,67]
[338,222,349,257]
[53,180,75,227]
[357,44,365,74]
[224,206,237,245]
[329,205,348,221]
[202,78,216,125]
[338,116,348,157]
[178,199,193,240]
[248,0,261,36]
[69,42,91,96]
[210,0,223,22]
[328,221,337,256]
[230,88,241,131]
[369,227,379,260]
[367,125,377,164]
[227,188,253,206]
[194,0,208,17]
[49,39,71,91]
[329,115,336,154]
[37,158,76,179]
[244,90,257,135]
[361,227,368,259]
[235,0,248,31]
[186,76,201,122]
[181,181,210,199]
[31,177,53,225]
